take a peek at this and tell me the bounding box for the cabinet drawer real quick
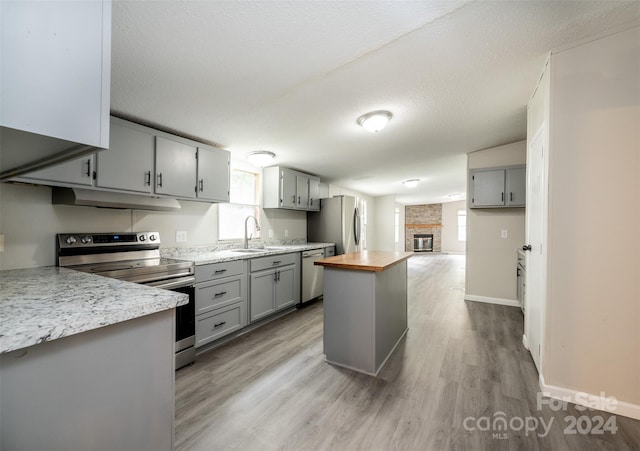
[196,301,247,347]
[250,253,297,272]
[195,260,246,283]
[196,277,243,315]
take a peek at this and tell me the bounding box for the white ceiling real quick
[111,0,639,205]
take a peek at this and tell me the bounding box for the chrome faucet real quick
[243,215,261,249]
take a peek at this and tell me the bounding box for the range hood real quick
[0,126,104,181]
[52,187,181,212]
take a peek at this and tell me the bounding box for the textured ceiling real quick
[111,0,640,204]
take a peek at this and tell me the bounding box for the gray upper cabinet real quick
[1,0,110,148]
[196,146,230,202]
[155,137,197,199]
[506,166,526,207]
[95,119,154,194]
[469,165,526,208]
[263,166,320,211]
[16,155,95,187]
[308,177,320,211]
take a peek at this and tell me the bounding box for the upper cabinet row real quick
[469,165,526,208]
[15,117,230,203]
[262,166,320,211]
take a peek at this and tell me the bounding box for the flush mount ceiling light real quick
[246,150,276,167]
[357,110,392,133]
[403,179,420,188]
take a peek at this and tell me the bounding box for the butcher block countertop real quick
[314,251,413,272]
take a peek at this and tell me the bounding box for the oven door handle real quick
[146,276,196,290]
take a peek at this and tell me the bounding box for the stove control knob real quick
[81,236,92,244]
[149,234,157,241]
[66,236,77,245]
[139,234,146,242]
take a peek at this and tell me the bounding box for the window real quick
[218,169,260,240]
[394,207,400,243]
[457,210,467,242]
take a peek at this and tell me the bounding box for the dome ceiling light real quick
[357,110,392,133]
[403,179,420,188]
[246,150,276,167]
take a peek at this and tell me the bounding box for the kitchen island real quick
[0,267,187,450]
[315,251,413,376]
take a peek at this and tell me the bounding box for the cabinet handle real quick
[157,173,163,187]
[292,195,296,203]
[272,260,281,265]
[214,291,227,297]
[213,321,226,329]
[85,159,91,177]
[298,196,301,204]
[199,179,204,192]
[214,269,227,274]
[145,171,151,186]
[310,199,313,206]
[510,192,513,202]
[501,192,504,202]
[274,271,278,282]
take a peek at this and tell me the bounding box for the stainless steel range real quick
[56,232,196,369]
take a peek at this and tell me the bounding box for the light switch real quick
[0,234,4,252]
[268,229,274,238]
[501,229,508,239]
[176,231,188,243]
[284,229,289,237]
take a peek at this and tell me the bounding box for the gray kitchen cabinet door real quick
[280,168,297,209]
[308,177,320,211]
[96,119,154,193]
[470,169,505,207]
[196,146,230,202]
[506,166,526,206]
[1,0,110,148]
[250,270,276,322]
[18,155,95,187]
[296,174,310,209]
[155,136,197,199]
[275,266,297,310]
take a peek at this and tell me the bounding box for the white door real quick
[525,127,545,373]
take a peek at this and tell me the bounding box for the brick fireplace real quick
[405,204,442,252]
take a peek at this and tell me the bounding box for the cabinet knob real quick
[522,245,532,251]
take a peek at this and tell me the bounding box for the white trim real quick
[539,374,640,421]
[464,294,520,308]
[522,334,529,350]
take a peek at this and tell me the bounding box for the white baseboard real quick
[464,294,520,308]
[522,334,529,350]
[539,374,640,420]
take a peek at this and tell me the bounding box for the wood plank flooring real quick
[175,254,640,450]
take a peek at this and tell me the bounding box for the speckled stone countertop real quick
[0,267,188,354]
[164,242,335,266]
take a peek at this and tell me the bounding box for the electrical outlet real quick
[175,231,188,243]
[268,229,274,238]
[501,229,508,239]
[284,229,289,237]
[0,234,4,252]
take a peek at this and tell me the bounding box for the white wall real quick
[441,200,466,254]
[465,141,526,303]
[395,202,405,252]
[544,25,639,408]
[372,194,395,251]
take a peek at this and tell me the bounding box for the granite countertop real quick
[166,242,335,266]
[0,267,188,354]
[315,250,413,272]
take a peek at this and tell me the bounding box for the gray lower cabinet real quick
[194,260,247,348]
[249,253,300,323]
[469,164,526,208]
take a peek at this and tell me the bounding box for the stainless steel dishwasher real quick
[301,249,325,304]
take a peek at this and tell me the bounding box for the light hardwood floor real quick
[175,254,640,450]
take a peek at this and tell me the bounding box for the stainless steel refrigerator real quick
[307,195,360,255]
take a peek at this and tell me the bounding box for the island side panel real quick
[0,309,175,451]
[323,267,376,374]
[374,261,408,372]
